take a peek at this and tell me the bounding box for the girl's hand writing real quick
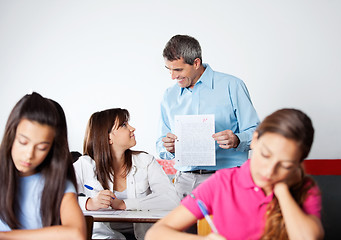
[111,198,126,210]
[86,190,116,210]
[204,233,226,240]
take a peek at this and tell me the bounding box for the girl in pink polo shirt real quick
[146,108,324,240]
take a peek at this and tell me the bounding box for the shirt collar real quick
[130,154,137,175]
[237,159,258,189]
[179,63,214,96]
[237,159,275,200]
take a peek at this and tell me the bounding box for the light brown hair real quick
[257,109,318,240]
[83,108,141,190]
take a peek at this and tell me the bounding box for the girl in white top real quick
[73,108,179,240]
[0,92,86,240]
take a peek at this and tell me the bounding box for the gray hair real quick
[163,35,202,65]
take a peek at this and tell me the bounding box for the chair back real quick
[197,216,212,236]
[84,215,94,240]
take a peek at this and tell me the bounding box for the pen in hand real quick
[190,193,218,234]
[84,184,115,200]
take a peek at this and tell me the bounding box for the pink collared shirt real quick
[181,160,321,240]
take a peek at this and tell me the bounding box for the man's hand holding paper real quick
[162,133,177,153]
[212,130,240,149]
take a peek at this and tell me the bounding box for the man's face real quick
[164,58,201,89]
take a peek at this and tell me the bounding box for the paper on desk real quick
[120,210,170,218]
[174,114,215,166]
[83,209,170,219]
[83,209,123,215]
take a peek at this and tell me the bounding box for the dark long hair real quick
[0,92,76,229]
[83,108,139,190]
[257,109,317,240]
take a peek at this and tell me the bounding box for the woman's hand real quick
[273,165,324,240]
[86,190,116,210]
[204,233,226,240]
[111,198,126,210]
[274,166,303,196]
[286,166,303,187]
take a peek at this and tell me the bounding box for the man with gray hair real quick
[157,34,259,200]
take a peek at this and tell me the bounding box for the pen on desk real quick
[190,194,218,234]
[84,184,115,200]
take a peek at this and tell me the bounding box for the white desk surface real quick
[83,209,170,223]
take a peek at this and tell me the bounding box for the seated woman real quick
[74,108,180,240]
[146,108,324,240]
[0,92,86,240]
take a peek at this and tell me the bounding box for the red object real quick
[156,159,177,175]
[303,159,341,175]
[156,159,341,176]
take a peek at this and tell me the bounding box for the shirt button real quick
[254,187,259,192]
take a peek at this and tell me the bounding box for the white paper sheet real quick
[83,209,170,219]
[83,209,123,215]
[174,114,215,166]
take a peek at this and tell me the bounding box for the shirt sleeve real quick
[73,158,89,210]
[64,180,77,194]
[302,185,322,219]
[124,155,180,210]
[156,89,175,160]
[229,79,260,152]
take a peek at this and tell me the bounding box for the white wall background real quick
[1,0,340,159]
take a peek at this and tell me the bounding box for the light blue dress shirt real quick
[156,64,259,171]
[0,173,76,231]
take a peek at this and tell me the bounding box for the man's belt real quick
[183,169,216,174]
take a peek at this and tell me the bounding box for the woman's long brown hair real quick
[0,92,77,228]
[83,108,140,190]
[257,109,318,240]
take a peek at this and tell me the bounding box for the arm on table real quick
[145,205,225,240]
[0,192,86,240]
